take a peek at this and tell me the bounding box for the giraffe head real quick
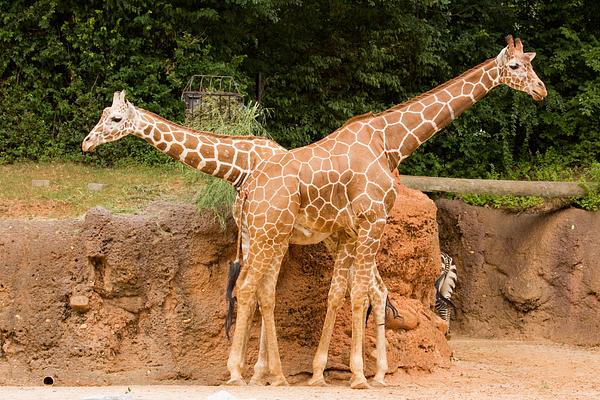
[82,91,137,152]
[495,35,547,101]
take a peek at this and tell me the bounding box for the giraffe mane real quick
[339,57,496,128]
[137,107,282,145]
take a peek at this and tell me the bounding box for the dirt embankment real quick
[436,199,600,346]
[0,183,449,386]
[1,185,599,387]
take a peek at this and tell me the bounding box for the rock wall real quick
[436,199,600,346]
[0,184,448,386]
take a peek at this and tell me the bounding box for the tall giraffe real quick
[82,91,394,386]
[226,35,546,389]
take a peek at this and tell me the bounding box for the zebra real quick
[434,252,458,327]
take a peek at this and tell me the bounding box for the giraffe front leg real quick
[348,215,387,390]
[256,268,289,387]
[310,236,354,386]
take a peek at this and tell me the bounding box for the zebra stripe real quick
[434,252,458,323]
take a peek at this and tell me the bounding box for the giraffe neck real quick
[130,107,283,187]
[379,58,500,168]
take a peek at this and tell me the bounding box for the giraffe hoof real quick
[370,378,386,387]
[226,377,247,386]
[270,376,289,387]
[308,376,328,387]
[350,376,371,390]
[249,375,269,386]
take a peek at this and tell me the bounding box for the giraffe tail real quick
[365,295,400,326]
[225,260,241,340]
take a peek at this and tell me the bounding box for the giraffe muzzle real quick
[530,81,547,101]
[81,135,98,153]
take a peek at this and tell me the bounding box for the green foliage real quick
[0,0,250,164]
[575,162,600,211]
[460,193,544,210]
[459,160,600,211]
[0,0,599,195]
[185,101,270,227]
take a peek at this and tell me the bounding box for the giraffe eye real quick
[509,63,520,70]
[111,116,123,123]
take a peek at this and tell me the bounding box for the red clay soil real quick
[0,180,449,386]
[436,199,600,346]
[1,180,599,388]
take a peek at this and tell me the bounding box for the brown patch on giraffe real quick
[142,124,153,137]
[200,145,215,160]
[461,82,476,96]
[311,145,330,160]
[405,101,425,113]
[367,117,387,130]
[400,134,420,155]
[234,142,250,152]
[202,161,218,175]
[400,111,422,129]
[449,95,474,111]
[162,133,174,143]
[236,152,249,169]
[156,142,168,151]
[216,144,234,164]
[412,122,438,144]
[422,102,445,122]
[169,143,184,159]
[185,152,201,169]
[434,90,452,103]
[156,123,171,134]
[153,129,162,142]
[184,134,200,150]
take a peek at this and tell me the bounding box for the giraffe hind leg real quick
[249,320,270,386]
[370,269,388,387]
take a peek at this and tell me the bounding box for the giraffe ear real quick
[126,100,136,119]
[120,90,127,102]
[496,47,509,65]
[525,52,536,61]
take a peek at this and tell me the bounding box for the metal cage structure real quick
[181,75,244,118]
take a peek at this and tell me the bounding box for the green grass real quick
[185,101,272,227]
[0,162,203,218]
[458,161,600,212]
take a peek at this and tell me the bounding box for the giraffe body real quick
[225,35,546,389]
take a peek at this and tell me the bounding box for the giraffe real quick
[226,35,546,389]
[82,91,286,182]
[82,91,394,386]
